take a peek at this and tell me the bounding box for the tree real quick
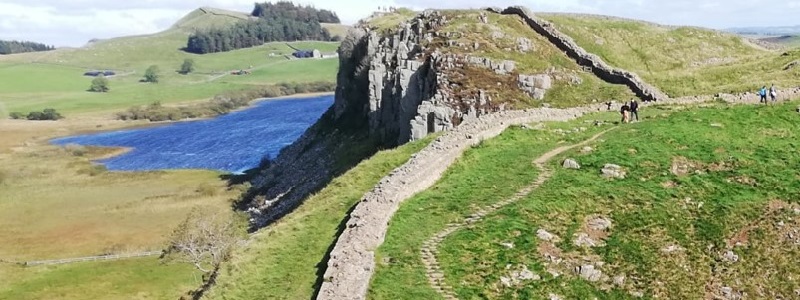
[89,75,110,92]
[179,58,195,74]
[143,65,160,83]
[164,209,241,274]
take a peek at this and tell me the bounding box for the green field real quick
[0,8,341,115]
[369,101,800,299]
[0,258,200,300]
[540,14,800,97]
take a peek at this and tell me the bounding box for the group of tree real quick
[89,75,110,92]
[116,81,336,122]
[251,1,339,23]
[0,40,54,55]
[185,2,339,54]
[9,108,63,120]
[143,65,160,83]
[179,58,195,74]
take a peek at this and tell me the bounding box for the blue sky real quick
[0,0,797,47]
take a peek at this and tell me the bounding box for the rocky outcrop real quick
[489,6,669,101]
[334,11,454,146]
[334,11,530,146]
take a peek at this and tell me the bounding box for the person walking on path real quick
[770,84,778,102]
[620,103,630,124]
[759,86,768,104]
[629,99,640,122]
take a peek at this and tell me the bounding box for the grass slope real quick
[206,136,434,300]
[370,100,800,299]
[368,112,621,299]
[541,14,800,97]
[0,7,340,115]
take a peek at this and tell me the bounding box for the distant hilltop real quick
[727,25,800,36]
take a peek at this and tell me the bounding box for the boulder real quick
[601,164,626,179]
[576,264,602,282]
[562,158,581,169]
[536,228,559,241]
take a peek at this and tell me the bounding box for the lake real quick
[51,95,333,173]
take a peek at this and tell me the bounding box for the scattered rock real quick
[549,293,562,300]
[500,241,515,249]
[575,264,602,282]
[500,276,513,287]
[537,229,559,241]
[722,250,739,262]
[562,158,581,169]
[601,164,626,179]
[720,286,744,300]
[516,37,534,52]
[660,244,684,253]
[574,232,602,247]
[630,291,644,298]
[587,217,612,231]
[710,123,724,128]
[580,146,593,153]
[516,266,540,281]
[501,265,540,287]
[613,275,626,286]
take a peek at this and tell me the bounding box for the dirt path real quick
[420,128,615,299]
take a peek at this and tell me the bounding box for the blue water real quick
[52,95,333,173]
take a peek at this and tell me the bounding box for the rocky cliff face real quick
[333,11,526,146]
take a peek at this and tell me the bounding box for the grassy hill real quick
[0,7,343,116]
[370,102,800,299]
[540,13,800,97]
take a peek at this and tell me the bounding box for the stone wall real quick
[489,6,669,102]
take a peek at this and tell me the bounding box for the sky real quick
[1,0,798,47]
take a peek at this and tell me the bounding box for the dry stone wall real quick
[489,6,669,101]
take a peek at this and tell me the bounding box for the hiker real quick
[759,86,768,104]
[606,101,613,111]
[629,99,640,122]
[620,103,630,123]
[770,84,778,102]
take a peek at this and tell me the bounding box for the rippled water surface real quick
[52,95,333,173]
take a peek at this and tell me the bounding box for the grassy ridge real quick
[368,101,800,298]
[368,114,622,299]
[541,14,800,97]
[207,136,434,300]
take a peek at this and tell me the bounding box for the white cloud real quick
[0,0,797,47]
